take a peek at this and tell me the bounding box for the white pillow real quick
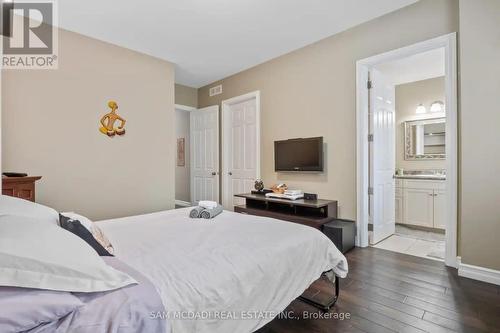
[0,195,59,225]
[0,215,136,292]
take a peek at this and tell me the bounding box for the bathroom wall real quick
[395,76,446,171]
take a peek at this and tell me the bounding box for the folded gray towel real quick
[189,206,204,218]
[200,205,223,219]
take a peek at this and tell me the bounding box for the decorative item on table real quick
[251,180,272,195]
[99,101,126,137]
[271,183,288,194]
[266,188,303,200]
[177,138,185,166]
[252,179,273,194]
[284,189,302,196]
[2,172,28,178]
[304,193,318,201]
[254,179,264,192]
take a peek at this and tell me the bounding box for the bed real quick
[0,194,348,333]
[96,207,348,333]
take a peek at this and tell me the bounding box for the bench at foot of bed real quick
[299,273,340,311]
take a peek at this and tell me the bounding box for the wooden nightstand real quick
[2,176,42,202]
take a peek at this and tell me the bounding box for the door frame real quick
[355,33,458,268]
[175,104,197,206]
[175,104,221,205]
[221,91,261,209]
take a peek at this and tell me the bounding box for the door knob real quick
[228,172,233,176]
[211,172,216,176]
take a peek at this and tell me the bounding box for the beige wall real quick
[175,84,198,108]
[175,109,190,202]
[395,77,446,170]
[459,0,500,270]
[2,28,176,220]
[199,0,458,220]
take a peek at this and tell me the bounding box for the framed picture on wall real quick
[177,138,185,166]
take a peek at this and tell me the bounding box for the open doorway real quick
[175,104,195,208]
[356,34,458,267]
[175,104,220,208]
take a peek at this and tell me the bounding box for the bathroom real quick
[369,48,449,261]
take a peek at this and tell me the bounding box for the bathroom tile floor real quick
[372,225,445,261]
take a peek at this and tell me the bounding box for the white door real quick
[190,106,219,204]
[369,69,396,244]
[403,188,434,227]
[222,92,260,210]
[433,190,446,229]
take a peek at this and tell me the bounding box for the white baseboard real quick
[458,257,500,286]
[175,200,192,207]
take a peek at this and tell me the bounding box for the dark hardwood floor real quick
[258,247,500,333]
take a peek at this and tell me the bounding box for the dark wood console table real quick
[234,193,338,229]
[2,176,42,202]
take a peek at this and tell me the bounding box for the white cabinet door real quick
[395,194,403,224]
[403,188,434,227]
[433,190,447,229]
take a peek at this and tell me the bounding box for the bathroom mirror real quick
[404,118,445,160]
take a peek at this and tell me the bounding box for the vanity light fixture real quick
[430,101,445,113]
[415,104,426,114]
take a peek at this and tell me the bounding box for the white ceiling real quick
[374,48,445,86]
[58,0,418,88]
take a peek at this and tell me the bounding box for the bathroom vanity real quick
[395,172,446,230]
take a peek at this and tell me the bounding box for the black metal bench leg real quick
[298,274,339,311]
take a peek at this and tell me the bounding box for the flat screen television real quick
[274,137,323,172]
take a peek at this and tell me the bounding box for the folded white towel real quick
[199,200,218,209]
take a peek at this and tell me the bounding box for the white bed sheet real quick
[96,208,348,333]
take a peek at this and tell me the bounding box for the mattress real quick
[97,208,348,333]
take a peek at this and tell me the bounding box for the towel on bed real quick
[189,206,204,218]
[200,205,223,219]
[199,200,218,209]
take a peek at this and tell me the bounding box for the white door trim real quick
[356,33,458,268]
[175,104,195,205]
[458,257,500,286]
[221,91,261,209]
[175,104,197,112]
